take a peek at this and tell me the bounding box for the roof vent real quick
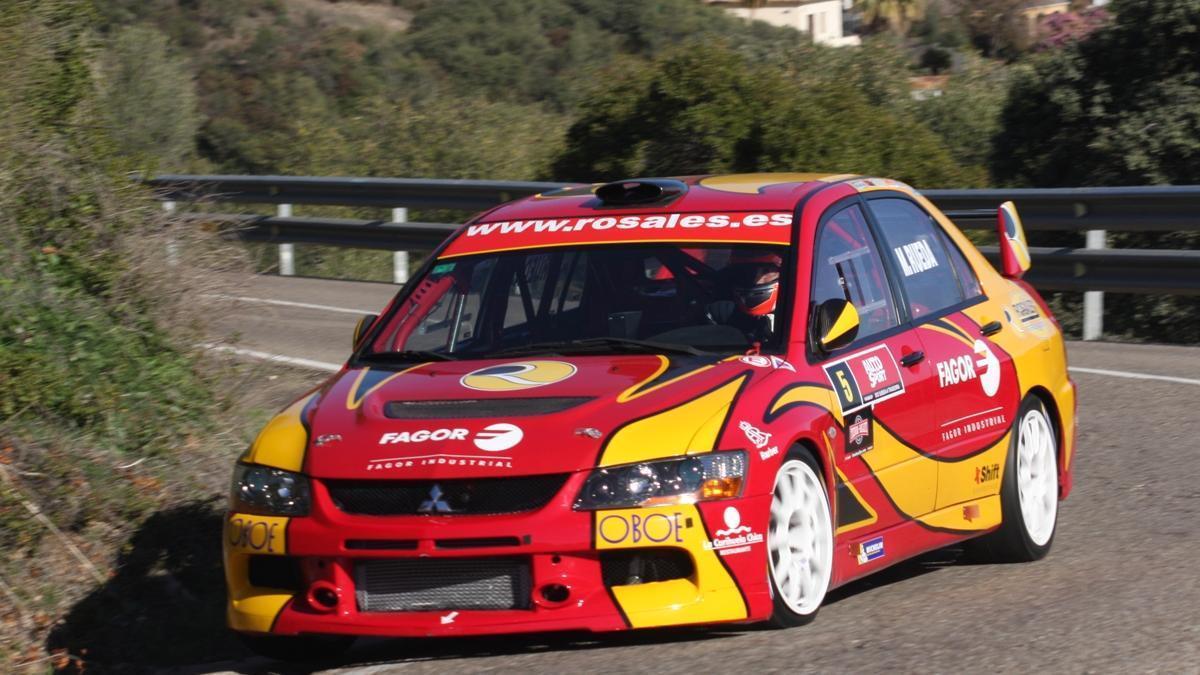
[595,179,687,206]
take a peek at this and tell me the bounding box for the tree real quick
[856,0,919,35]
[949,0,1029,58]
[992,0,1200,343]
[920,46,953,73]
[553,42,979,187]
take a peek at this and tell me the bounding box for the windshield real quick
[362,244,791,361]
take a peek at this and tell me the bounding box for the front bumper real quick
[225,474,771,638]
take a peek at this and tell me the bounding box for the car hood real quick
[303,354,748,479]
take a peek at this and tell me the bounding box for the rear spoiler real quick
[944,202,1031,279]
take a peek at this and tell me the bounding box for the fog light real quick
[539,583,570,604]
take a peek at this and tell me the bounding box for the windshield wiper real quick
[358,350,458,363]
[495,337,706,357]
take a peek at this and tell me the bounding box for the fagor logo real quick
[473,423,524,451]
[460,360,577,392]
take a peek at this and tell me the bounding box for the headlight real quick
[230,463,311,516]
[574,451,746,510]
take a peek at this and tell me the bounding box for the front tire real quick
[766,451,834,628]
[975,395,1059,562]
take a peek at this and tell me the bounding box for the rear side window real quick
[811,204,901,342]
[936,228,983,299]
[868,198,966,320]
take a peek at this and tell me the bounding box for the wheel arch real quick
[783,434,836,523]
[1024,385,1064,472]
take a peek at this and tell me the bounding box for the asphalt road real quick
[198,274,1200,675]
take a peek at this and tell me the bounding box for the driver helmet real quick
[729,250,783,316]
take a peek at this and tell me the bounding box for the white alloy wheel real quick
[1017,407,1058,547]
[768,458,833,617]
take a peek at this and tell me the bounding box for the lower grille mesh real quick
[355,557,531,612]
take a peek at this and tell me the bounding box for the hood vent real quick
[384,397,592,419]
[595,178,687,205]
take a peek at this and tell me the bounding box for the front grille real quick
[600,549,694,587]
[355,557,531,612]
[384,397,592,419]
[326,474,569,516]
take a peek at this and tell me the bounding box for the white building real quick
[706,0,861,47]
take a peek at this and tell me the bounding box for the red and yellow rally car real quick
[225,173,1076,659]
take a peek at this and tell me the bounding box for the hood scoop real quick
[383,397,594,419]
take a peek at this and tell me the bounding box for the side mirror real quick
[352,314,377,350]
[997,201,1032,279]
[814,299,860,353]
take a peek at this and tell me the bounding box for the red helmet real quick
[729,251,782,316]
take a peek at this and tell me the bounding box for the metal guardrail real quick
[151,175,1200,337]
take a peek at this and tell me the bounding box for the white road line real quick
[202,343,341,372]
[1069,366,1200,386]
[203,293,376,316]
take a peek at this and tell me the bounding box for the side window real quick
[868,198,965,320]
[812,204,901,343]
[936,228,983,299]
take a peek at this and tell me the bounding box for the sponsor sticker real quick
[963,504,981,522]
[857,536,885,565]
[703,506,763,557]
[759,445,779,461]
[461,360,577,391]
[940,408,1007,443]
[739,355,796,372]
[935,340,1001,397]
[463,212,793,239]
[226,514,287,555]
[823,344,906,414]
[975,463,1001,485]
[739,420,772,449]
[367,423,524,472]
[598,511,688,545]
[845,409,874,459]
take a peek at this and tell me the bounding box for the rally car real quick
[225,173,1076,660]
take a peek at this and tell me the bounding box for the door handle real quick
[981,320,1003,337]
[900,351,925,367]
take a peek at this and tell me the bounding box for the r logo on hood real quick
[461,360,576,391]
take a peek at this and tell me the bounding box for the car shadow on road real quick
[46,497,252,674]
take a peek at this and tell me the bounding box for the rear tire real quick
[237,632,355,663]
[765,450,833,628]
[974,395,1059,563]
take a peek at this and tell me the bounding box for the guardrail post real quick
[1083,229,1106,340]
[162,200,179,267]
[277,203,294,276]
[392,207,409,285]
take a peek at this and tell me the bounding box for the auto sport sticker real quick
[460,360,576,392]
[893,238,940,277]
[366,423,524,472]
[845,409,874,459]
[703,507,763,557]
[226,514,287,554]
[822,344,906,414]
